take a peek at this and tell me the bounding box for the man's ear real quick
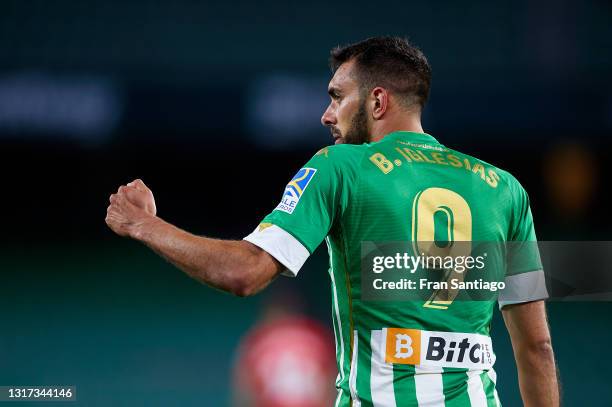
[371,87,389,120]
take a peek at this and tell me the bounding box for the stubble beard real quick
[342,98,370,145]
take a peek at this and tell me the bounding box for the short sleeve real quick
[498,180,548,308]
[508,182,538,243]
[244,147,353,277]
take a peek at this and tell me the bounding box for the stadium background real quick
[1,0,611,405]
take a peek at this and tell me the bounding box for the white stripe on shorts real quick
[415,364,445,406]
[487,368,501,407]
[349,330,361,406]
[466,369,488,407]
[370,329,397,407]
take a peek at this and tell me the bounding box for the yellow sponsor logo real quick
[258,223,273,232]
[315,147,329,157]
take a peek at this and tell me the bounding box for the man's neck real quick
[369,115,424,143]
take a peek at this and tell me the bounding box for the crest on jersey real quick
[275,168,317,214]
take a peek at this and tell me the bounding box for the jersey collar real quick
[384,131,440,145]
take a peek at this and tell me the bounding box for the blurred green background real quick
[2,244,612,405]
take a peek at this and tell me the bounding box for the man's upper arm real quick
[238,240,285,295]
[503,300,559,406]
[502,300,552,348]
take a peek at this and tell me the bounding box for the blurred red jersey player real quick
[232,292,336,407]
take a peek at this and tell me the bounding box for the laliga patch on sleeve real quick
[275,168,317,214]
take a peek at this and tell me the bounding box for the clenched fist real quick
[106,179,157,238]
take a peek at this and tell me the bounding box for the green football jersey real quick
[244,131,547,407]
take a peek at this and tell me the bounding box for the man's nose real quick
[321,105,335,126]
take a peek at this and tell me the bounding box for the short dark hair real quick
[330,37,431,110]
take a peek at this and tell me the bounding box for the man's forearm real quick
[503,301,559,406]
[515,340,559,406]
[131,216,280,296]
